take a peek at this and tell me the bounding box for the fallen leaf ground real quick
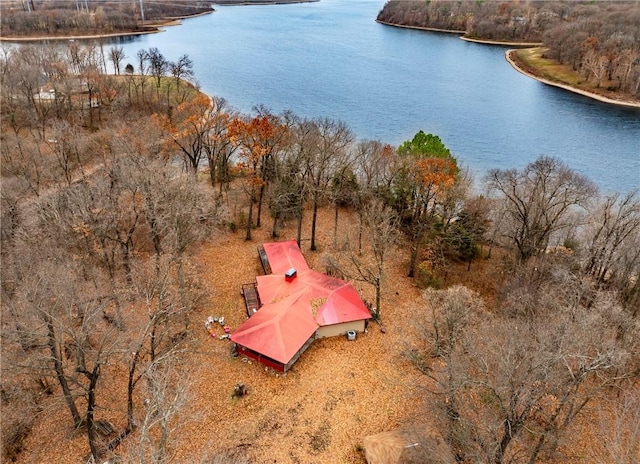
[15,205,436,464]
[13,202,616,464]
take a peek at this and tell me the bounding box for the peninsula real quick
[376,0,640,108]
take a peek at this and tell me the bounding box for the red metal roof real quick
[231,241,371,367]
[262,240,310,274]
[315,284,371,326]
[230,290,318,365]
[256,269,371,326]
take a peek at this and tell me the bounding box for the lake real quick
[110,0,639,193]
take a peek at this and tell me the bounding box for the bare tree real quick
[409,277,636,464]
[352,140,398,253]
[73,298,121,461]
[344,199,399,320]
[0,43,218,462]
[202,96,237,191]
[268,156,305,239]
[108,131,219,300]
[169,54,194,90]
[302,117,354,251]
[3,253,122,462]
[1,129,49,197]
[486,156,597,262]
[147,47,168,96]
[0,371,39,462]
[353,139,397,198]
[35,165,142,289]
[0,178,25,250]
[46,119,91,186]
[581,190,640,312]
[286,113,314,247]
[133,48,149,104]
[330,164,358,249]
[108,45,125,75]
[136,356,193,464]
[406,285,482,460]
[120,254,202,447]
[3,258,85,428]
[592,385,640,464]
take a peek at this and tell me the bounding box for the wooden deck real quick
[241,282,261,317]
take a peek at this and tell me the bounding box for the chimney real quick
[285,268,297,282]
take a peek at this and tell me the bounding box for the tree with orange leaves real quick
[228,110,290,240]
[393,131,458,277]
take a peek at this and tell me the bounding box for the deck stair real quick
[241,282,261,317]
[257,246,271,274]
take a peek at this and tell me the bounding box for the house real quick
[231,240,371,372]
[35,86,56,101]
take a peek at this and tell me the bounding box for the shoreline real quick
[505,50,640,109]
[460,36,542,47]
[375,19,465,35]
[0,11,213,42]
[0,29,163,42]
[376,19,640,109]
[376,20,541,47]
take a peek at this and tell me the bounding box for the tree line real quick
[0,0,213,37]
[377,0,640,98]
[1,43,639,463]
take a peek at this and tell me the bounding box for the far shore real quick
[505,50,640,109]
[212,0,318,5]
[0,1,319,42]
[0,11,213,42]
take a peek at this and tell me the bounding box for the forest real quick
[1,41,639,463]
[377,0,640,99]
[0,0,213,37]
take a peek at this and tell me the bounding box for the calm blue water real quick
[110,0,639,193]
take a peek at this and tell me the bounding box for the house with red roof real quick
[231,240,371,372]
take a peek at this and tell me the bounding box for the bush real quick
[416,261,442,289]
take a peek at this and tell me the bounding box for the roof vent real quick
[285,268,297,282]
